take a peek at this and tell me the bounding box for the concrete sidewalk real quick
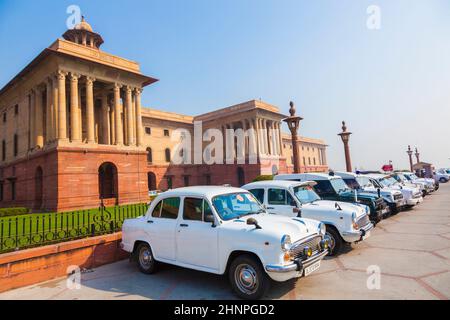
[1,183,449,300]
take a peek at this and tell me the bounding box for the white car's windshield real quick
[293,185,321,204]
[356,176,372,188]
[379,178,395,187]
[212,192,264,221]
[330,178,352,194]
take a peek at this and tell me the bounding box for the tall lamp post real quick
[415,147,420,163]
[284,101,303,173]
[407,145,413,172]
[338,121,353,172]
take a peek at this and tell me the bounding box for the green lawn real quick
[0,203,148,254]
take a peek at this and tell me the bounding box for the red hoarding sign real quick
[382,164,393,172]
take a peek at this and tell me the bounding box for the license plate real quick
[303,261,320,277]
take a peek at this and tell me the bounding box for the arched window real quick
[237,167,245,186]
[165,148,171,163]
[146,147,153,163]
[98,162,118,199]
[34,167,43,210]
[147,172,156,191]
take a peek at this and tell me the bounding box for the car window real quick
[314,180,335,196]
[268,188,286,205]
[151,200,163,218]
[286,191,295,205]
[183,198,203,221]
[160,197,180,219]
[343,178,360,190]
[203,200,214,221]
[249,189,265,204]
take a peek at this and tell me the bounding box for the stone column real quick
[52,75,59,140]
[34,86,44,148]
[45,79,52,143]
[69,73,81,142]
[29,90,36,149]
[57,71,68,140]
[114,83,123,145]
[110,99,116,145]
[134,88,143,146]
[277,122,283,156]
[263,119,270,155]
[101,92,110,144]
[125,86,134,146]
[86,76,96,143]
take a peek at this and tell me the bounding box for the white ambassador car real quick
[242,180,373,256]
[367,174,423,207]
[121,186,330,299]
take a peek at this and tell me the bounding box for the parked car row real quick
[121,170,436,299]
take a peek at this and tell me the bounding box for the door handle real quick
[147,220,154,224]
[180,224,189,227]
[267,207,275,210]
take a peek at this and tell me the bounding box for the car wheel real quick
[136,242,157,274]
[439,178,446,183]
[229,254,270,300]
[325,226,343,256]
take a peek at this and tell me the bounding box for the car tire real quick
[229,254,270,300]
[439,178,446,183]
[136,242,157,274]
[325,226,343,256]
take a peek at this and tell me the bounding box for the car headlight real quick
[352,212,358,229]
[281,234,292,252]
[365,205,370,214]
[318,222,326,237]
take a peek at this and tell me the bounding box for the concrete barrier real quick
[0,232,128,293]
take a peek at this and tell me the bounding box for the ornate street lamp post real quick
[338,121,353,172]
[406,145,413,172]
[415,147,420,163]
[283,101,303,173]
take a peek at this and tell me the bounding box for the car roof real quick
[365,173,388,179]
[275,173,341,181]
[159,186,247,198]
[242,180,317,189]
[334,171,359,179]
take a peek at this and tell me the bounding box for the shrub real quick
[253,175,274,182]
[0,207,30,218]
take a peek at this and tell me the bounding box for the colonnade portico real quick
[28,70,144,151]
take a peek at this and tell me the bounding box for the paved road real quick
[1,183,450,300]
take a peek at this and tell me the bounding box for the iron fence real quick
[0,203,149,254]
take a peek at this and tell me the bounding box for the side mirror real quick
[204,214,215,224]
[247,218,262,229]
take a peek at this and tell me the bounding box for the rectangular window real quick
[183,198,203,221]
[0,182,3,202]
[10,180,16,201]
[160,197,180,219]
[164,129,170,137]
[183,175,190,187]
[14,104,19,115]
[2,113,6,123]
[249,188,265,204]
[1,140,5,161]
[268,188,286,205]
[13,134,18,157]
[313,158,316,165]
[145,127,151,135]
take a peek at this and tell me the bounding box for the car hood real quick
[223,213,319,243]
[304,200,366,218]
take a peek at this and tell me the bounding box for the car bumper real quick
[341,222,374,243]
[406,197,423,206]
[265,249,329,282]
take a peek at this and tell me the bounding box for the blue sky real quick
[1,0,449,170]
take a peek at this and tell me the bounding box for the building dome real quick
[74,16,93,32]
[62,16,104,49]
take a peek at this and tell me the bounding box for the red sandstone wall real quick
[0,232,127,293]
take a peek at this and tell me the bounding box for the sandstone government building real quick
[0,18,328,212]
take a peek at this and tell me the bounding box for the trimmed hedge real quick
[0,207,30,218]
[253,175,274,182]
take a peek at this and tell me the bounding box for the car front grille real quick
[289,235,322,260]
[413,192,421,198]
[356,215,370,229]
[375,198,385,210]
[394,194,403,201]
